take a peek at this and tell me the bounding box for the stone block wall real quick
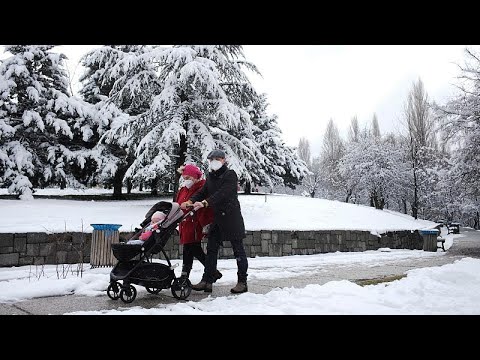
[0,229,426,267]
[0,232,92,267]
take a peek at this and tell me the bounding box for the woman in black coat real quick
[181,149,248,294]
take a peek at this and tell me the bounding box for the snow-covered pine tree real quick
[79,45,160,197]
[238,94,310,193]
[105,45,275,199]
[0,45,96,199]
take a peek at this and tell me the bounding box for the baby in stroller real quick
[127,211,166,245]
[108,201,194,303]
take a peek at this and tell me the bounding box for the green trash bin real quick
[90,224,122,268]
[420,229,440,252]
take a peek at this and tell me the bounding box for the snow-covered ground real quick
[0,230,477,314]
[1,190,464,315]
[0,192,437,234]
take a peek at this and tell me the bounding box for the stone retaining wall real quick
[0,229,427,267]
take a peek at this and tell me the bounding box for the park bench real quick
[447,222,460,234]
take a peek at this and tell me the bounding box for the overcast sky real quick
[2,45,474,155]
[242,45,473,154]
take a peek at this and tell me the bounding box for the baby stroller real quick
[107,201,194,303]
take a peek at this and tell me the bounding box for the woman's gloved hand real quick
[202,223,211,235]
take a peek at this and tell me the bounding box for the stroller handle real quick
[181,206,197,221]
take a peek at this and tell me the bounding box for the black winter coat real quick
[190,164,245,240]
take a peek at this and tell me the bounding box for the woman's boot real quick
[230,277,248,294]
[213,269,223,282]
[180,264,191,280]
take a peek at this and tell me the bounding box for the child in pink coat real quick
[127,211,166,244]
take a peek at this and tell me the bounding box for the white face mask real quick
[183,179,194,189]
[209,160,223,171]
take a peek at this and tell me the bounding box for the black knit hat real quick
[207,149,226,159]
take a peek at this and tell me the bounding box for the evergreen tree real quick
[79,45,159,197]
[0,45,96,199]
[104,45,289,200]
[241,95,310,192]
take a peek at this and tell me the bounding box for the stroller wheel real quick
[119,285,137,303]
[107,282,121,300]
[146,287,162,294]
[171,278,192,300]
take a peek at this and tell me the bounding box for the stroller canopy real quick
[161,202,184,228]
[142,201,185,228]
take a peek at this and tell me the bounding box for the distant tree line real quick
[296,47,480,229]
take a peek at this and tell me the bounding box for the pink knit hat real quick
[182,164,202,179]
